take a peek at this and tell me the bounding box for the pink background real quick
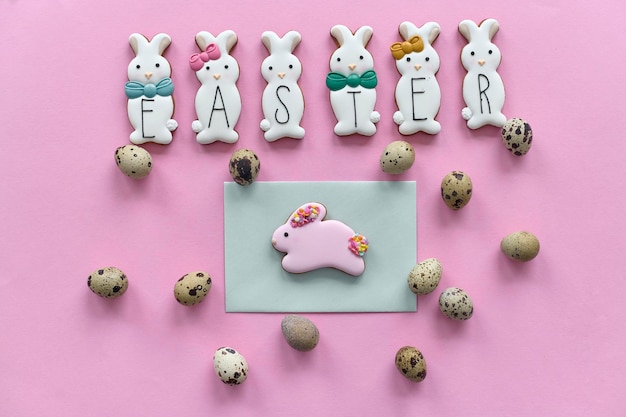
[1,0,623,415]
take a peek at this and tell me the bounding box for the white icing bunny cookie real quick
[326,25,380,137]
[190,30,241,144]
[459,18,507,129]
[260,31,305,142]
[125,33,178,145]
[391,21,441,136]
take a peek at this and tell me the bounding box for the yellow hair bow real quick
[390,36,424,60]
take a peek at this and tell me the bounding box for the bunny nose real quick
[478,60,486,66]
[278,72,286,79]
[348,63,357,71]
[213,73,221,80]
[414,64,422,71]
[271,238,277,246]
[145,72,153,80]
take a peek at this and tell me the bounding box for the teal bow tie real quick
[125,78,174,99]
[326,70,378,91]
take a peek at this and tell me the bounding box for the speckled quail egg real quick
[229,149,260,186]
[115,145,152,178]
[441,171,473,210]
[395,346,427,382]
[174,271,212,306]
[408,258,442,295]
[380,141,415,174]
[281,315,320,351]
[501,231,540,262]
[439,287,474,320]
[501,118,533,156]
[213,347,249,385]
[88,267,128,298]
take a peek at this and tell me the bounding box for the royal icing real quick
[458,18,507,129]
[391,22,442,135]
[271,203,368,276]
[260,31,305,142]
[126,33,178,145]
[326,25,380,137]
[190,30,241,144]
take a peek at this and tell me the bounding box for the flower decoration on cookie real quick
[272,202,368,276]
[391,22,442,135]
[290,204,320,227]
[326,25,380,137]
[125,33,178,145]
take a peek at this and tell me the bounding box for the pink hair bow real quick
[189,43,221,71]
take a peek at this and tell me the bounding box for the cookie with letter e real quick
[125,33,178,145]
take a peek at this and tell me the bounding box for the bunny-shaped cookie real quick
[125,33,178,145]
[190,30,241,144]
[391,21,442,136]
[260,31,305,142]
[271,203,368,276]
[326,25,380,137]
[459,18,507,129]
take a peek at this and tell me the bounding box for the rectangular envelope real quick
[224,181,417,312]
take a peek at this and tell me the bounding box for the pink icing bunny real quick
[271,203,368,276]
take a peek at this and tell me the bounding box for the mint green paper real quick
[224,181,417,312]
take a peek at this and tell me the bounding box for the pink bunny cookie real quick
[459,18,507,129]
[125,33,178,145]
[271,203,369,276]
[391,21,442,135]
[326,25,380,137]
[260,30,305,142]
[190,30,241,144]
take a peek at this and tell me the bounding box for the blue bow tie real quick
[125,78,174,99]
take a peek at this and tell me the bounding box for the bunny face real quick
[127,33,172,83]
[459,19,502,72]
[261,30,302,84]
[261,53,302,83]
[193,31,240,84]
[395,44,440,76]
[329,25,374,75]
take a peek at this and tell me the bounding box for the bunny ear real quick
[261,31,279,53]
[195,31,214,51]
[481,18,499,40]
[330,24,352,46]
[354,25,373,47]
[288,203,327,227]
[398,21,419,41]
[217,30,238,53]
[423,22,441,44]
[129,33,149,56]
[283,30,302,53]
[458,19,479,41]
[151,33,171,55]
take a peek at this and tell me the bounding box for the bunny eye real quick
[488,50,493,55]
[284,232,289,238]
[406,57,411,62]
[289,64,293,69]
[205,66,210,71]
[336,57,341,62]
[269,66,273,71]
[470,51,475,56]
[155,63,160,68]
[425,57,430,62]
[136,64,141,69]
[359,55,364,60]
[224,64,229,69]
